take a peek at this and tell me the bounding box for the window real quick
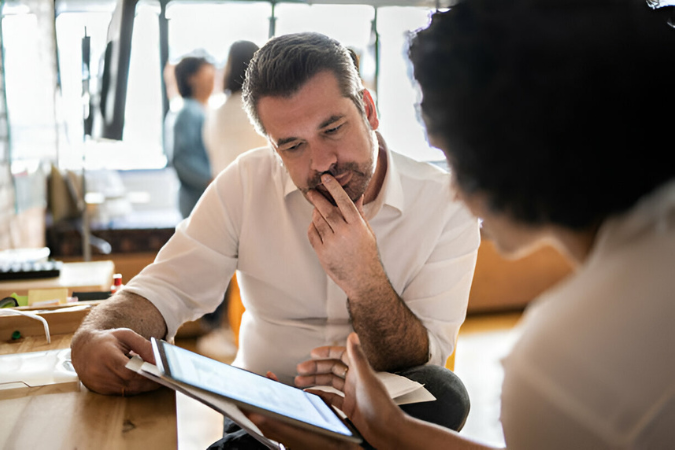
[377,6,444,162]
[275,3,374,48]
[55,10,113,166]
[55,2,164,170]
[2,7,58,163]
[166,1,271,107]
[274,3,377,99]
[119,2,163,168]
[167,1,270,63]
[47,1,443,171]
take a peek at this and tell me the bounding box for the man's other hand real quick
[295,344,350,391]
[307,173,387,298]
[70,328,160,396]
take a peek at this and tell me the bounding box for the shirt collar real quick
[280,132,405,217]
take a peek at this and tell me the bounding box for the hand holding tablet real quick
[149,338,362,445]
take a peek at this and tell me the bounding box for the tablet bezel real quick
[151,338,362,445]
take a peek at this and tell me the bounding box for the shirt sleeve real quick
[403,204,480,366]
[124,162,242,339]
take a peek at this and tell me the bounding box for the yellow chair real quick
[226,275,245,348]
[445,348,456,372]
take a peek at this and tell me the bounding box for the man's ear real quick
[362,89,379,131]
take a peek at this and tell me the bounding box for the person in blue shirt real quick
[170,56,215,218]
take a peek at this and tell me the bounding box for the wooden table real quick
[0,331,177,449]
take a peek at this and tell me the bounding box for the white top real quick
[203,92,268,177]
[501,180,675,449]
[125,144,480,384]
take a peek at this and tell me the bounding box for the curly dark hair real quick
[175,56,212,98]
[410,0,675,230]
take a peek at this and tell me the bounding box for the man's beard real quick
[302,160,374,206]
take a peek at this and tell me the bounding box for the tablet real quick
[151,338,362,444]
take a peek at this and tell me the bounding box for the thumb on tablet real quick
[115,328,155,364]
[346,333,367,373]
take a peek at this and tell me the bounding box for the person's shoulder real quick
[236,146,274,162]
[214,146,284,199]
[225,146,277,176]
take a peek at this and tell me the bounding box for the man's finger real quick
[355,195,365,218]
[120,373,162,395]
[320,174,362,223]
[307,189,349,230]
[346,333,373,380]
[308,222,323,247]
[296,358,327,376]
[295,373,345,391]
[305,389,345,411]
[309,345,347,363]
[311,208,334,238]
[98,350,159,395]
[114,328,155,363]
[297,359,348,377]
[308,175,361,225]
[105,329,163,395]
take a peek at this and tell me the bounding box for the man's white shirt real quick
[125,142,480,384]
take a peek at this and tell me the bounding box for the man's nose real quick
[309,143,338,173]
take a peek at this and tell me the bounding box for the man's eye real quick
[325,124,343,135]
[284,142,302,152]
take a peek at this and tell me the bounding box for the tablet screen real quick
[157,340,357,440]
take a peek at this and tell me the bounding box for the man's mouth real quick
[313,172,352,206]
[332,171,352,187]
[315,185,336,205]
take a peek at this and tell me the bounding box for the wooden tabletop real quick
[0,334,177,449]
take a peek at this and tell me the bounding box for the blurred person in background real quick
[199,42,267,360]
[170,55,215,218]
[203,40,267,177]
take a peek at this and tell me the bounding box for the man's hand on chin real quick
[306,173,387,298]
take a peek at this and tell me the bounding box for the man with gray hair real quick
[71,32,480,448]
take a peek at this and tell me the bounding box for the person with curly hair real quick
[249,1,675,448]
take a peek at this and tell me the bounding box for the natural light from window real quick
[10,2,444,171]
[2,11,58,163]
[56,3,164,171]
[378,6,444,162]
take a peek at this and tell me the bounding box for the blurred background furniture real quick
[0,260,114,299]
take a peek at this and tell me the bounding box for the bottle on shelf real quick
[110,273,124,295]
